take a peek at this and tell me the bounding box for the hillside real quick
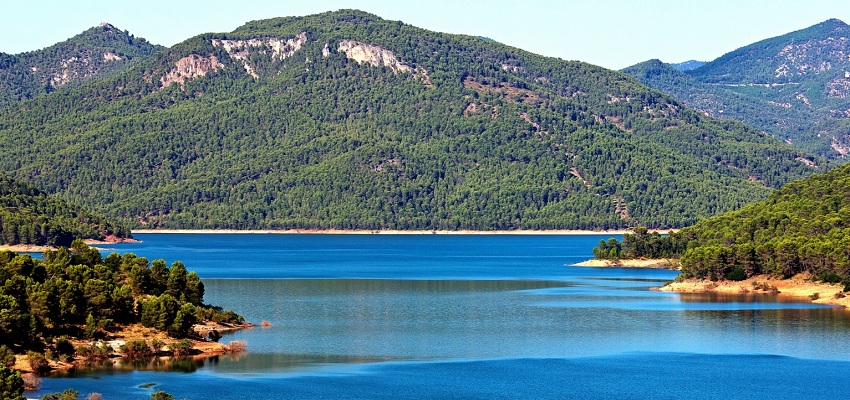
[0,10,824,230]
[596,162,850,289]
[623,19,850,159]
[0,173,131,247]
[0,23,162,108]
[622,60,825,154]
[669,60,705,71]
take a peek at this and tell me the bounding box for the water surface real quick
[33,234,850,398]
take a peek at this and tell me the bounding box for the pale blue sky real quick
[1,0,848,70]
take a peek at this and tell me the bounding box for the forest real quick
[0,10,825,231]
[0,173,132,246]
[0,240,243,354]
[0,240,245,397]
[594,162,850,290]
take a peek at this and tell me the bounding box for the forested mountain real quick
[595,162,850,289]
[0,10,825,230]
[0,173,132,246]
[670,60,705,71]
[623,19,850,159]
[622,60,825,153]
[0,23,162,109]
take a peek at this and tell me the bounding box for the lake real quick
[31,234,850,399]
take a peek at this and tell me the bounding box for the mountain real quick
[0,173,132,246]
[670,60,705,71]
[0,10,824,230]
[623,19,850,159]
[622,59,822,151]
[0,23,163,109]
[596,162,850,289]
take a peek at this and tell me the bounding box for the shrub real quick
[26,351,49,373]
[76,343,112,360]
[41,388,80,400]
[170,340,194,357]
[54,338,76,361]
[227,341,247,352]
[150,390,175,400]
[752,281,778,293]
[150,339,166,354]
[120,340,153,359]
[726,267,746,281]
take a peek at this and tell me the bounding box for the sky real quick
[1,0,849,70]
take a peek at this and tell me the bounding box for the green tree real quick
[41,388,80,400]
[84,313,98,340]
[0,366,24,400]
[0,345,15,367]
[166,262,187,297]
[150,390,175,400]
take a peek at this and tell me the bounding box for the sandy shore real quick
[13,321,253,378]
[572,258,680,269]
[132,228,677,235]
[0,244,54,253]
[0,237,140,253]
[659,274,850,308]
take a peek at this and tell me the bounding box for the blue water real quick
[94,234,614,280]
[32,234,850,399]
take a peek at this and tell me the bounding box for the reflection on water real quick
[32,234,850,398]
[54,357,206,377]
[196,277,850,366]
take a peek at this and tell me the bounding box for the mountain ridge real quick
[623,18,850,159]
[0,10,824,230]
[0,22,163,108]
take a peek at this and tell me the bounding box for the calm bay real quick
[31,234,850,399]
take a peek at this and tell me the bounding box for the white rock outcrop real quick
[212,32,308,78]
[160,55,224,88]
[337,40,412,74]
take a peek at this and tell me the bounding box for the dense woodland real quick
[0,240,243,353]
[0,173,131,246]
[595,163,850,290]
[0,10,824,230]
[0,23,162,109]
[623,19,850,160]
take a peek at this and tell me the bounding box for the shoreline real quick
[0,237,141,253]
[14,322,253,377]
[132,228,677,235]
[658,274,850,308]
[572,258,679,269]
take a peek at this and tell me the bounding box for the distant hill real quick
[0,23,163,108]
[622,59,824,153]
[623,19,850,159]
[0,173,131,246]
[670,60,705,71]
[0,10,823,230]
